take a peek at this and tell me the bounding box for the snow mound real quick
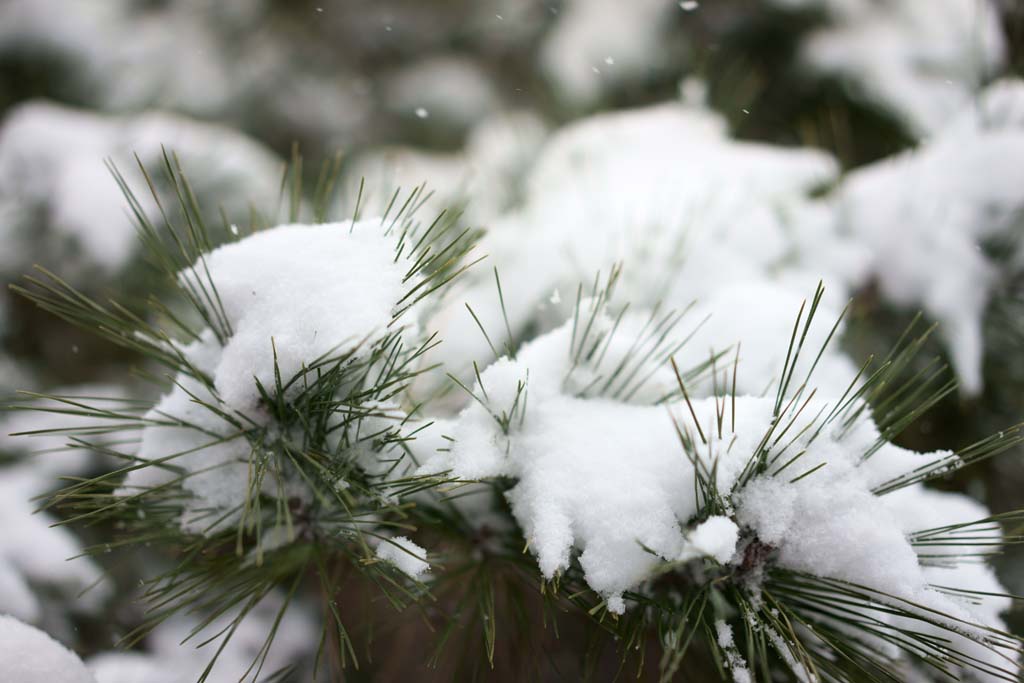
[121,220,423,533]
[839,78,1024,394]
[428,101,866,395]
[0,100,282,280]
[0,468,109,622]
[776,0,1006,137]
[0,615,95,683]
[540,0,685,108]
[87,592,315,683]
[421,314,1010,673]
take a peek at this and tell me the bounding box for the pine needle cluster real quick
[8,155,1024,683]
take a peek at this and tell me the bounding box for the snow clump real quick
[0,615,95,683]
[375,536,431,579]
[420,313,1012,683]
[119,221,426,533]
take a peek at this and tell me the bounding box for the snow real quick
[0,616,95,683]
[120,220,426,533]
[0,101,282,281]
[422,311,1010,660]
[376,536,430,579]
[774,0,1006,137]
[122,367,251,533]
[0,2,1014,681]
[0,468,109,622]
[182,223,411,409]
[837,78,1024,394]
[715,620,752,683]
[737,464,928,597]
[420,318,694,603]
[540,0,683,108]
[669,282,858,398]
[427,101,865,394]
[87,592,315,683]
[344,109,547,227]
[681,516,738,564]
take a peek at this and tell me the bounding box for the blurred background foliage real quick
[1,1,1023,680]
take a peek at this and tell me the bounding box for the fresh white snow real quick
[375,536,431,579]
[0,616,95,683]
[421,312,1010,679]
[774,0,1006,137]
[837,78,1024,394]
[0,101,282,281]
[121,220,423,533]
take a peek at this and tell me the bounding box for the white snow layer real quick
[427,100,867,396]
[775,0,1006,137]
[838,78,1024,395]
[540,0,683,108]
[343,109,547,227]
[420,317,1012,679]
[88,592,315,683]
[181,223,411,409]
[0,100,282,279]
[0,469,109,622]
[376,536,431,579]
[0,388,127,623]
[120,221,421,532]
[418,82,1024,399]
[0,616,95,683]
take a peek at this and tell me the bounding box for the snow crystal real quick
[376,536,430,579]
[0,616,95,683]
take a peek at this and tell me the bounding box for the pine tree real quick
[9,153,1024,683]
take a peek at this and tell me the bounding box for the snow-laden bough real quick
[422,297,1022,681]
